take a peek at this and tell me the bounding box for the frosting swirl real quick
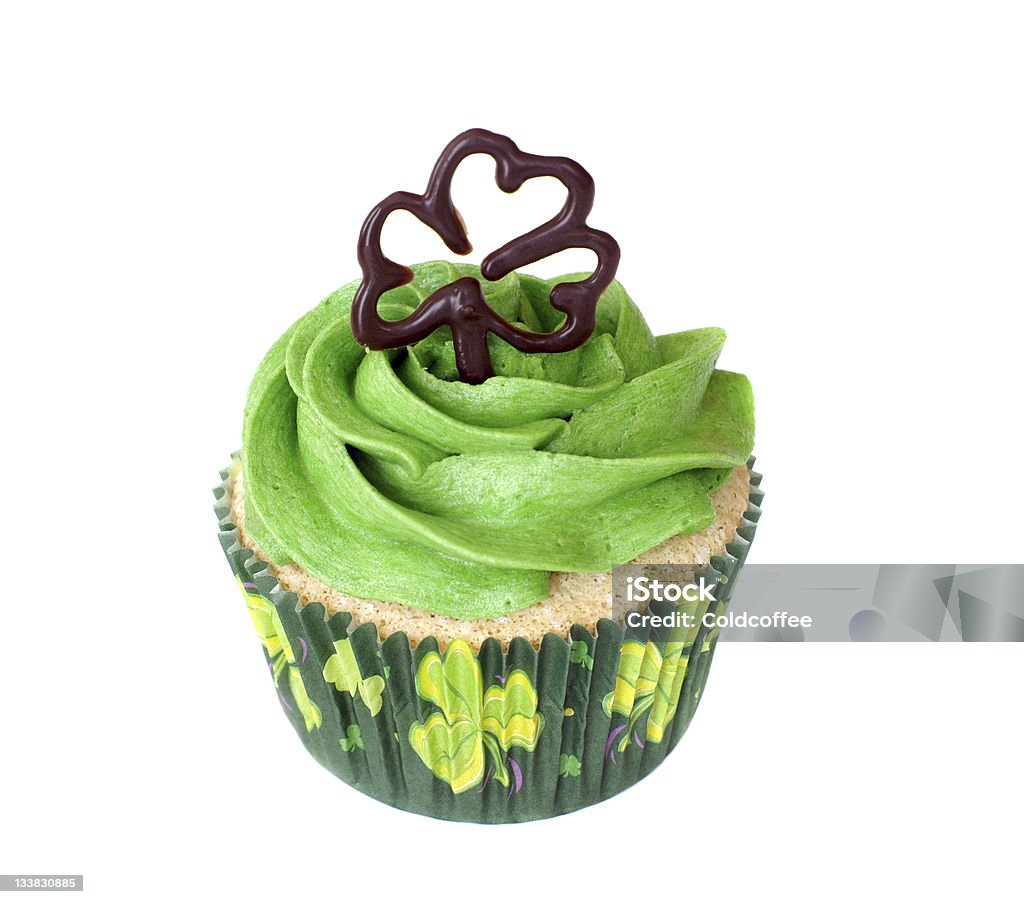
[242,262,755,619]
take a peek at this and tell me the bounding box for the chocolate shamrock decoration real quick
[351,128,620,384]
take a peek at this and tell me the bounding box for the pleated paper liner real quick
[213,456,763,823]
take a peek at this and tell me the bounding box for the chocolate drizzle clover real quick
[351,128,621,384]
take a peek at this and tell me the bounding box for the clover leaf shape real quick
[408,639,544,794]
[322,638,386,717]
[239,579,322,732]
[351,128,620,384]
[559,754,582,778]
[603,640,688,754]
[569,640,594,671]
[338,725,364,753]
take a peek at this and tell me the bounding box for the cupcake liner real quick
[213,456,763,823]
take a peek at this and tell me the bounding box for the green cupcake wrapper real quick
[213,456,762,823]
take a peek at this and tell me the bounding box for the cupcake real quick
[214,129,760,822]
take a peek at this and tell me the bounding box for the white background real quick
[1,2,1021,901]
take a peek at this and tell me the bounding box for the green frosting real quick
[242,261,755,619]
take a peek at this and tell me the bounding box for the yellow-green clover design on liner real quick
[409,640,544,794]
[339,725,365,752]
[569,640,594,670]
[603,640,690,759]
[559,754,582,777]
[322,638,386,716]
[239,579,323,732]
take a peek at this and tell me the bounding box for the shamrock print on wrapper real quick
[339,725,364,752]
[239,580,322,733]
[603,640,689,757]
[559,754,582,778]
[569,640,594,671]
[322,639,386,716]
[408,640,544,794]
